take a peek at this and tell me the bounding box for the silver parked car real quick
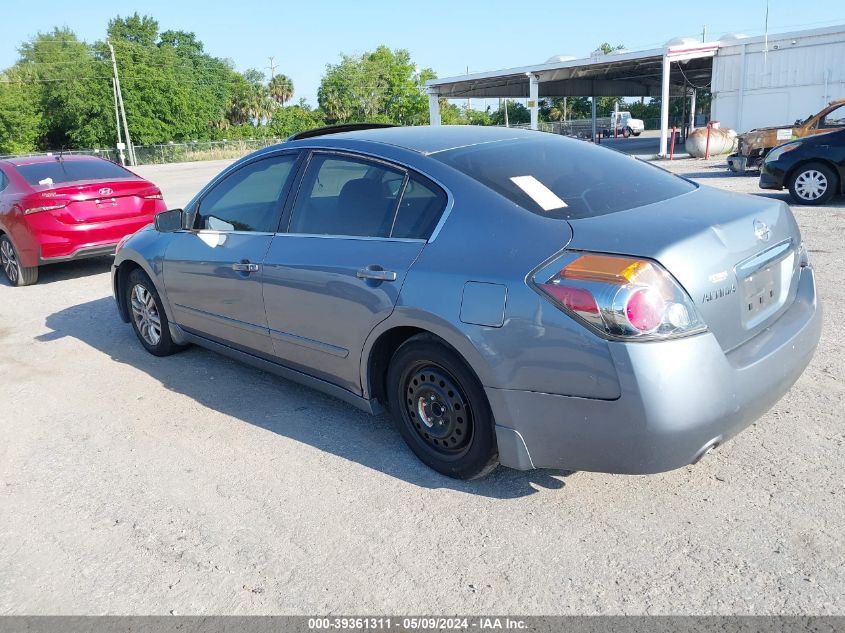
[112,125,821,479]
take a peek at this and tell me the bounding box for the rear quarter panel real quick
[356,149,622,400]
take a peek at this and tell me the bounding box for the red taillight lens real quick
[625,287,665,332]
[534,252,705,341]
[539,284,598,315]
[143,192,163,200]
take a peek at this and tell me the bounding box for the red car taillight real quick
[143,192,163,200]
[533,252,706,340]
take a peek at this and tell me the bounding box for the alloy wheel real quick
[0,240,18,284]
[795,169,828,201]
[130,283,162,346]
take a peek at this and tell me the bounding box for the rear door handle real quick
[357,266,397,282]
[232,262,260,273]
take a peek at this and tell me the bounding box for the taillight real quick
[23,201,69,215]
[533,252,705,340]
[143,192,163,200]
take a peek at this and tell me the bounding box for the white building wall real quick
[711,26,845,133]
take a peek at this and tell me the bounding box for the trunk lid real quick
[565,185,801,352]
[30,179,161,223]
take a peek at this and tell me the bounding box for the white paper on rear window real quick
[509,175,567,211]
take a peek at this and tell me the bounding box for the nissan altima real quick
[112,125,821,479]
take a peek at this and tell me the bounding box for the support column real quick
[428,89,441,126]
[591,95,597,142]
[690,89,697,131]
[529,74,539,130]
[659,54,671,157]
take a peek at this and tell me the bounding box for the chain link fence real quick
[1,138,287,168]
[3,117,710,166]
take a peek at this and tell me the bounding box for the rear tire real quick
[386,335,498,479]
[0,236,37,287]
[788,162,837,205]
[126,268,179,357]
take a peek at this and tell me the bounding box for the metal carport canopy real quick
[426,42,719,157]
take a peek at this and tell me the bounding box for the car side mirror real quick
[154,208,184,233]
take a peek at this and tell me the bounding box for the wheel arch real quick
[361,311,494,406]
[113,254,172,324]
[114,259,143,323]
[786,158,842,193]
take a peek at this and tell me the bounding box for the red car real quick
[0,155,166,286]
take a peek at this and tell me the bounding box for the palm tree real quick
[268,74,294,106]
[248,84,274,124]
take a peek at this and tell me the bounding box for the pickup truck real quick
[602,111,644,138]
[728,98,845,172]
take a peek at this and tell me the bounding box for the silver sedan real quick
[112,125,821,479]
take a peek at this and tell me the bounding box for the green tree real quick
[318,46,435,125]
[268,74,294,106]
[18,28,113,149]
[0,68,43,154]
[268,105,325,137]
[107,13,159,46]
[490,101,530,126]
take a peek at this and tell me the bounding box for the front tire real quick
[0,236,38,286]
[126,268,179,357]
[788,162,838,205]
[622,126,632,138]
[386,335,498,479]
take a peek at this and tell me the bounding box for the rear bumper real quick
[489,266,821,473]
[22,212,158,267]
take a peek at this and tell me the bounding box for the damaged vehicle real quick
[728,98,845,172]
[111,125,821,479]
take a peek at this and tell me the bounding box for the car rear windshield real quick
[16,159,134,186]
[431,134,696,219]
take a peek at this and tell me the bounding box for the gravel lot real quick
[1,154,843,615]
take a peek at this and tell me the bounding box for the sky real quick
[3,0,845,107]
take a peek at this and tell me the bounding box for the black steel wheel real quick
[387,334,498,479]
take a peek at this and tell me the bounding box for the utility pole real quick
[111,78,125,165]
[107,40,135,166]
[267,56,277,80]
[466,66,471,111]
[702,25,707,42]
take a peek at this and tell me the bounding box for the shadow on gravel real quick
[0,256,113,287]
[37,296,574,498]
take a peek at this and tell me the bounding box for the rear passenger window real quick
[289,155,404,238]
[392,176,447,240]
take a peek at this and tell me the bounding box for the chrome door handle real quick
[356,267,397,282]
[232,262,260,272]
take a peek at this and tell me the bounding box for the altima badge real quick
[754,219,771,242]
